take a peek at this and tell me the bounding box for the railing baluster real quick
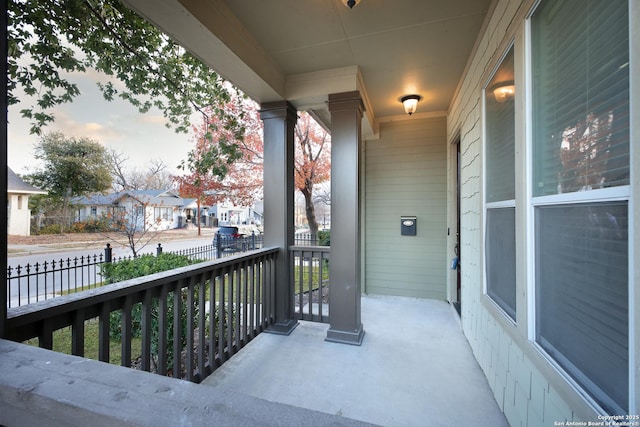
[186,276,196,381]
[141,289,152,372]
[217,271,226,364]
[269,254,276,325]
[248,261,255,338]
[227,267,235,357]
[39,320,53,350]
[71,308,85,357]
[208,270,217,372]
[157,285,168,376]
[172,281,182,378]
[198,273,206,380]
[121,295,132,368]
[98,301,110,363]
[242,261,248,347]
[234,266,241,350]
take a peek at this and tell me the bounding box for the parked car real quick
[213,226,246,252]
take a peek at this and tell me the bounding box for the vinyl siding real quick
[447,0,596,425]
[364,117,447,299]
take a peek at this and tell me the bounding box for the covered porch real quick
[0,293,507,426]
[202,295,508,427]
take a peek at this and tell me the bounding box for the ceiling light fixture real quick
[342,0,361,9]
[490,81,515,103]
[400,95,422,116]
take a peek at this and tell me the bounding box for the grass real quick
[24,318,142,366]
[293,262,330,293]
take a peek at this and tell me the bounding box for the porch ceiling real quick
[122,0,492,138]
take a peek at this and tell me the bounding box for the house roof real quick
[7,167,46,195]
[72,190,196,208]
[123,0,492,139]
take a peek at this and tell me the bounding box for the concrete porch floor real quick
[202,295,510,427]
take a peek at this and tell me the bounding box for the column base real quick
[325,324,365,346]
[265,319,299,336]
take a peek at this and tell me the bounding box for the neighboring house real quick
[208,200,263,226]
[72,190,197,231]
[7,167,46,236]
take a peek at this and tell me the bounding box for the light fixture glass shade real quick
[400,95,422,115]
[492,81,515,102]
[341,0,361,8]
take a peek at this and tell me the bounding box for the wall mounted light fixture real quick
[400,95,422,115]
[490,81,515,102]
[342,0,361,8]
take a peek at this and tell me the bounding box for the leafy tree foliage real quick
[28,131,112,196]
[8,0,241,142]
[25,131,111,230]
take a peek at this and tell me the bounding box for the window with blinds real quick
[484,46,516,321]
[531,0,629,414]
[531,0,629,196]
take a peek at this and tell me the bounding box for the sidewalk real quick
[7,227,217,256]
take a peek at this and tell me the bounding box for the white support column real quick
[326,91,365,345]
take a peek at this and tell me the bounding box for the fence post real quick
[157,243,163,256]
[215,231,222,258]
[251,231,256,250]
[104,243,112,263]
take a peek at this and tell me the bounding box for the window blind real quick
[535,202,628,414]
[532,0,629,197]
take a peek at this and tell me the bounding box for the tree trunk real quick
[302,188,319,237]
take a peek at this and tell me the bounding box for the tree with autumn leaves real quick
[294,114,331,236]
[178,96,330,236]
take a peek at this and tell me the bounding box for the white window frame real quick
[524,0,633,414]
[482,42,517,324]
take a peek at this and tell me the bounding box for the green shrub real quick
[318,230,330,246]
[104,253,200,372]
[101,253,195,283]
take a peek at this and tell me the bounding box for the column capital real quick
[259,101,297,122]
[328,91,365,114]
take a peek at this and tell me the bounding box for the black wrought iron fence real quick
[7,237,264,308]
[7,253,107,308]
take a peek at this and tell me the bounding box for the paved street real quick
[6,228,219,307]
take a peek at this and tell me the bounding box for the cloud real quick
[49,111,123,143]
[136,114,169,125]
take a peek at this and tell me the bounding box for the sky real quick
[8,68,197,177]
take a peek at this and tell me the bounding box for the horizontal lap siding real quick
[365,117,447,300]
[447,0,580,425]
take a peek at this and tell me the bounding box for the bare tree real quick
[108,149,175,191]
[108,149,130,192]
[105,194,162,258]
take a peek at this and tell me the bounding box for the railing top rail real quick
[289,245,331,251]
[7,247,279,325]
